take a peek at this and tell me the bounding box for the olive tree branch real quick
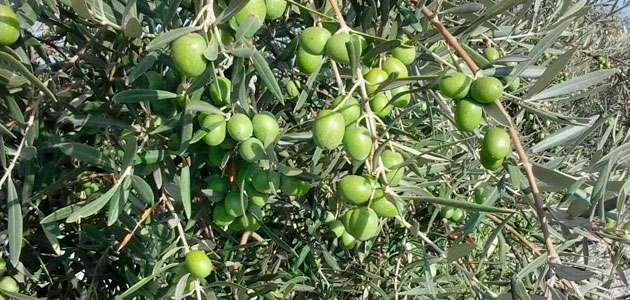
[417,3,560,265]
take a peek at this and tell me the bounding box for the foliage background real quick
[0,0,629,299]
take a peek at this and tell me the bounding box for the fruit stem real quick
[417,4,561,266]
[326,0,351,33]
[164,194,191,253]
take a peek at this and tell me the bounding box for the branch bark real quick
[417,4,560,264]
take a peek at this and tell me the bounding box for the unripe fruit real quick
[364,68,388,93]
[239,137,265,162]
[383,57,408,78]
[0,5,20,46]
[392,39,416,65]
[454,99,482,132]
[331,95,361,126]
[480,150,504,171]
[286,80,300,98]
[343,126,372,161]
[470,77,504,103]
[474,187,486,204]
[391,85,411,108]
[484,47,500,62]
[185,250,213,278]
[337,175,372,205]
[482,127,511,160]
[0,276,18,294]
[207,175,229,202]
[370,198,398,218]
[229,218,246,231]
[265,0,287,20]
[224,191,248,217]
[280,176,309,196]
[228,114,253,141]
[370,93,392,117]
[544,119,551,127]
[252,169,281,194]
[450,208,465,222]
[234,0,266,26]
[202,114,227,146]
[380,150,404,186]
[328,220,345,238]
[538,132,546,140]
[208,146,226,167]
[439,72,472,100]
[325,33,352,64]
[209,77,231,107]
[347,207,379,241]
[296,47,323,74]
[503,76,520,92]
[213,202,235,226]
[340,232,357,249]
[312,110,345,150]
[245,182,269,207]
[440,207,454,219]
[252,112,279,148]
[299,27,331,55]
[171,33,207,78]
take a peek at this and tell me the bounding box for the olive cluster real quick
[596,56,612,70]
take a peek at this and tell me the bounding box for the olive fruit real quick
[484,47,500,62]
[206,175,229,202]
[481,127,511,160]
[380,150,404,186]
[209,77,231,107]
[391,85,411,108]
[438,72,472,100]
[312,110,345,150]
[454,99,482,132]
[440,207,454,219]
[224,191,248,217]
[328,220,345,238]
[213,202,235,226]
[237,206,263,231]
[281,176,309,196]
[325,33,352,64]
[364,68,388,93]
[208,146,226,167]
[239,137,265,162]
[470,77,504,103]
[383,57,408,78]
[392,38,416,65]
[234,0,267,25]
[202,114,227,146]
[171,33,207,78]
[252,169,281,194]
[0,276,18,294]
[227,113,253,141]
[474,187,486,204]
[450,208,465,223]
[370,198,398,218]
[370,93,392,117]
[331,95,361,126]
[246,183,269,207]
[340,232,357,249]
[346,207,379,241]
[296,47,323,74]
[286,80,300,98]
[0,5,19,46]
[299,27,331,55]
[252,112,279,148]
[343,126,372,161]
[337,175,372,205]
[505,76,520,93]
[480,150,504,171]
[265,0,287,20]
[185,250,213,278]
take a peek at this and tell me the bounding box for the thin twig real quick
[0,100,40,190]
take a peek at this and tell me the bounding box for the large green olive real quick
[185,250,213,278]
[252,112,279,148]
[228,113,253,141]
[347,207,379,241]
[234,0,267,26]
[238,137,265,162]
[202,114,227,146]
[383,57,408,78]
[438,72,472,100]
[331,95,361,126]
[312,110,345,150]
[454,99,482,132]
[364,68,388,93]
[296,47,323,74]
[327,220,345,238]
[470,77,504,104]
[252,169,281,194]
[0,5,20,46]
[380,150,404,186]
[391,85,411,108]
[299,27,331,55]
[370,198,398,218]
[480,149,504,171]
[265,0,287,20]
[392,38,416,65]
[206,175,229,202]
[224,191,248,217]
[340,231,357,249]
[484,47,500,63]
[342,126,372,161]
[337,175,372,205]
[481,127,511,160]
[370,93,393,117]
[171,33,207,78]
[325,33,351,64]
